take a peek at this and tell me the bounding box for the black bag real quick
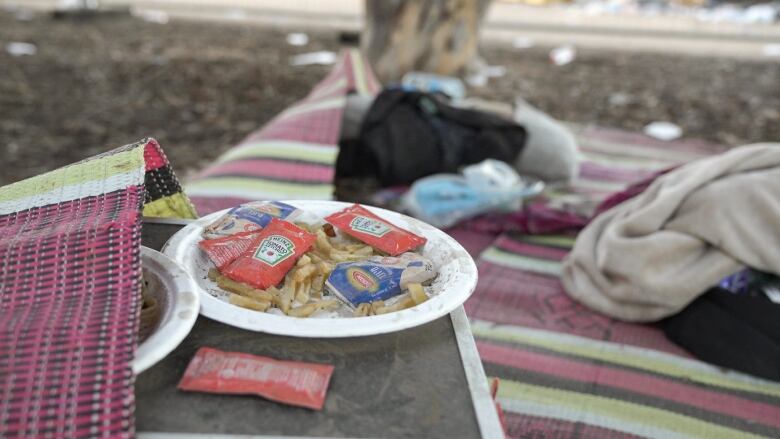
[663,286,780,381]
[336,89,527,186]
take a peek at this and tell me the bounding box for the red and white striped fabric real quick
[0,139,195,437]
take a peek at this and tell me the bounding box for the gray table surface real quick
[136,220,500,439]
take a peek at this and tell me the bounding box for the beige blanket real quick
[561,143,780,322]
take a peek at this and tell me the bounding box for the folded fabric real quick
[561,143,780,321]
[663,287,780,381]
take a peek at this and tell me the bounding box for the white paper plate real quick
[134,246,200,374]
[162,201,478,338]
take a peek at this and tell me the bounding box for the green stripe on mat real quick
[576,177,631,193]
[217,142,338,165]
[186,178,333,198]
[480,247,562,276]
[517,235,576,249]
[0,148,143,203]
[580,136,711,162]
[580,150,674,170]
[277,96,345,120]
[471,320,780,399]
[351,49,370,96]
[497,379,765,439]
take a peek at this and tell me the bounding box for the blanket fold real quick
[562,143,780,321]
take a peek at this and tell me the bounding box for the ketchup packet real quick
[325,204,426,256]
[203,201,300,239]
[198,231,263,270]
[326,253,436,307]
[178,347,334,410]
[223,218,316,290]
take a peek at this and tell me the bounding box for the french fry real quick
[266,285,282,303]
[295,279,312,304]
[352,245,374,256]
[311,274,324,294]
[317,261,334,276]
[208,268,220,282]
[353,303,371,317]
[229,293,271,312]
[407,283,428,305]
[329,250,371,263]
[288,299,339,318]
[370,300,385,315]
[296,254,311,267]
[293,263,317,282]
[277,282,295,313]
[215,274,274,302]
[315,230,335,255]
[374,295,415,315]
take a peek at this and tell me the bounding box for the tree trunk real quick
[363,0,492,83]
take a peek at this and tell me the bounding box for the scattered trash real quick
[152,55,170,66]
[465,72,488,88]
[763,43,780,57]
[608,92,632,106]
[742,3,777,24]
[402,72,466,100]
[14,9,35,21]
[549,45,577,66]
[290,51,337,66]
[136,9,169,24]
[224,8,247,20]
[464,60,506,88]
[569,0,778,24]
[644,121,683,141]
[484,65,507,78]
[6,42,37,57]
[286,33,309,47]
[6,142,19,156]
[695,2,779,24]
[57,0,99,10]
[511,37,535,49]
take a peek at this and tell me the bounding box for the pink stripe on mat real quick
[478,341,780,429]
[466,260,691,356]
[247,108,343,144]
[503,411,644,439]
[196,159,334,182]
[493,236,570,261]
[580,126,728,156]
[190,197,255,215]
[579,161,659,183]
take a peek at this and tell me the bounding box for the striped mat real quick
[0,139,196,437]
[187,50,780,437]
[187,48,381,215]
[461,127,780,438]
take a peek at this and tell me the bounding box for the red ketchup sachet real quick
[178,347,334,410]
[223,218,316,290]
[325,204,426,256]
[199,231,263,270]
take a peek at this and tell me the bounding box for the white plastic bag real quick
[403,159,544,229]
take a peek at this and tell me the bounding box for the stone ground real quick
[1,10,778,186]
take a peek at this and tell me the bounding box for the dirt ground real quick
[1,10,778,186]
